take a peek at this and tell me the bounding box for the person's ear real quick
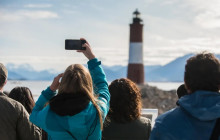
[184,81,192,94]
[218,84,220,91]
[4,79,7,87]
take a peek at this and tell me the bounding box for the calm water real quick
[4,80,182,101]
[4,80,51,101]
[148,82,183,91]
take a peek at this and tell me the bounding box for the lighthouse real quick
[127,9,144,84]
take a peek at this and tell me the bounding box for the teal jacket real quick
[30,58,110,140]
[150,90,220,140]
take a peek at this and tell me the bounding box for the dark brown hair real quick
[108,78,142,123]
[184,52,220,93]
[9,87,35,114]
[177,84,187,98]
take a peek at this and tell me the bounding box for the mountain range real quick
[6,53,220,82]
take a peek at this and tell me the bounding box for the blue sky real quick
[1,0,220,71]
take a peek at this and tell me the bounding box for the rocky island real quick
[140,84,178,115]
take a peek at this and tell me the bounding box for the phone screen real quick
[65,39,83,50]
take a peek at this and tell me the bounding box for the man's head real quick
[184,52,220,93]
[177,84,188,98]
[0,63,8,89]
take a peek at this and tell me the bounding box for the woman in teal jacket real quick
[30,39,110,140]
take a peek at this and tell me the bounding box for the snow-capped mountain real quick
[6,54,220,82]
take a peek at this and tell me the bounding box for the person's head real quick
[58,64,93,95]
[108,78,142,123]
[184,52,220,93]
[177,84,188,98]
[58,64,103,129]
[9,87,35,114]
[0,63,8,90]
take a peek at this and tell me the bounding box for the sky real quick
[0,0,220,71]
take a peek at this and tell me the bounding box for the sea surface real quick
[4,80,183,101]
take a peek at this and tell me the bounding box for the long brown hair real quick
[108,78,142,123]
[58,64,103,129]
[9,87,35,114]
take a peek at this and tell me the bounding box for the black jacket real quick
[102,116,151,140]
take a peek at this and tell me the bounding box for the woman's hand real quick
[50,73,63,91]
[77,38,95,60]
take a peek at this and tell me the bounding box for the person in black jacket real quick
[102,78,151,140]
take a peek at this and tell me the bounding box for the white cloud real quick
[0,10,58,21]
[143,32,220,65]
[20,10,58,19]
[1,0,220,70]
[195,11,220,29]
[182,0,220,29]
[24,4,52,8]
[62,9,77,15]
[0,55,84,71]
[161,0,179,6]
[184,0,220,12]
[0,12,20,21]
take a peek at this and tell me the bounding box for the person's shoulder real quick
[154,106,188,131]
[1,95,21,105]
[1,95,16,104]
[0,95,26,112]
[156,107,182,123]
[131,116,152,130]
[139,116,151,124]
[150,109,181,140]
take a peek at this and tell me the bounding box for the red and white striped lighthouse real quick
[127,9,144,84]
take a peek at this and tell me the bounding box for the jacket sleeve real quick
[17,103,42,140]
[87,58,110,118]
[30,87,57,128]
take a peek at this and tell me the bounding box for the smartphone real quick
[65,39,86,50]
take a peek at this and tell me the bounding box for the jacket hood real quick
[178,90,220,121]
[49,93,90,116]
